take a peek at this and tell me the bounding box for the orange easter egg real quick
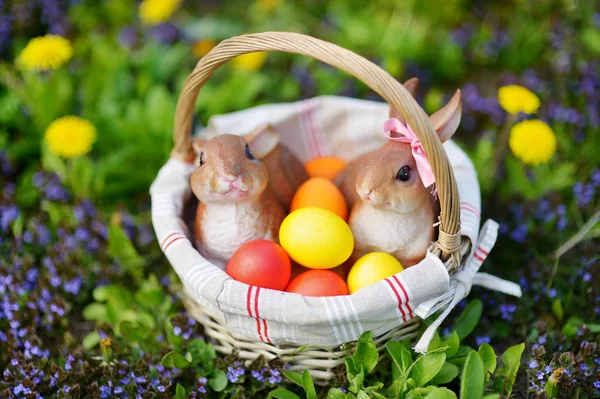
[290,177,348,220]
[304,156,347,180]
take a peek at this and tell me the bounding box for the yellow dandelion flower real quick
[497,85,541,115]
[44,116,96,159]
[192,39,217,58]
[139,0,182,25]
[231,52,268,72]
[18,35,73,71]
[258,0,283,11]
[509,119,556,165]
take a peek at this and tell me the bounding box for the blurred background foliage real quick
[1,0,598,202]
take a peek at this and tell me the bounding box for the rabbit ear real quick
[403,77,420,98]
[192,137,207,155]
[388,77,421,120]
[429,89,462,143]
[244,123,280,159]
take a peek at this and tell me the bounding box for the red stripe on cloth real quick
[306,99,325,157]
[254,287,268,343]
[163,236,185,252]
[262,319,271,344]
[160,232,180,248]
[385,279,406,322]
[477,247,489,256]
[246,286,264,342]
[246,286,253,318]
[301,102,318,158]
[393,275,413,318]
[473,253,485,262]
[460,202,481,217]
[460,205,479,216]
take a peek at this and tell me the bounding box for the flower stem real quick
[492,113,518,181]
[488,114,517,195]
[553,208,600,258]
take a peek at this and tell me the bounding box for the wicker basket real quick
[151,31,521,384]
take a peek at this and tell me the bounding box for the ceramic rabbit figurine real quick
[243,124,309,211]
[339,87,462,267]
[336,77,420,208]
[191,131,286,267]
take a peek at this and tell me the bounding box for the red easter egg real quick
[285,270,349,297]
[227,240,291,290]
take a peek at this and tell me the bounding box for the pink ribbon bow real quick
[383,118,435,188]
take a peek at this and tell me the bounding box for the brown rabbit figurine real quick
[340,87,462,267]
[244,124,309,211]
[191,132,286,267]
[336,77,420,208]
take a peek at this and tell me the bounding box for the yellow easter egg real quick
[347,252,404,294]
[279,207,354,269]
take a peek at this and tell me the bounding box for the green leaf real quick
[423,387,457,399]
[119,320,150,342]
[16,168,41,208]
[174,383,186,399]
[68,156,94,199]
[411,353,446,386]
[82,331,101,350]
[301,370,317,399]
[41,147,67,180]
[430,362,459,385]
[93,284,134,308]
[269,389,302,399]
[386,340,413,379]
[108,220,144,281]
[350,331,378,375]
[387,380,404,398]
[188,338,216,369]
[551,299,564,321]
[282,370,303,386]
[82,303,108,322]
[357,392,370,399]
[482,395,500,399]
[498,343,525,395]
[478,343,497,382]
[161,351,192,369]
[429,331,460,358]
[453,300,482,340]
[406,386,437,398]
[460,351,484,399]
[209,369,228,392]
[581,27,600,54]
[346,368,364,394]
[135,275,166,308]
[326,388,347,399]
[588,323,600,333]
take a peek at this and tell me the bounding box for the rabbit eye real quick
[245,144,255,160]
[199,152,204,167]
[395,165,411,182]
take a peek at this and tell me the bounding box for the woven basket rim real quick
[170,31,463,267]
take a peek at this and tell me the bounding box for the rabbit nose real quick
[359,188,374,202]
[217,175,248,192]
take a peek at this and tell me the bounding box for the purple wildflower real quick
[226,361,246,383]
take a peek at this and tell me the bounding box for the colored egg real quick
[226,240,291,290]
[286,270,349,297]
[347,252,404,294]
[304,156,347,180]
[279,207,354,269]
[290,177,348,220]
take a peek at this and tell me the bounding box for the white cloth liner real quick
[150,96,521,351]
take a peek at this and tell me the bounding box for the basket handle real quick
[173,31,462,266]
